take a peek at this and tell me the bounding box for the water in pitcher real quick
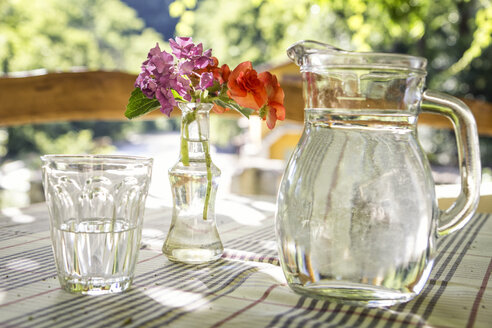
[276,108,438,305]
[52,218,141,295]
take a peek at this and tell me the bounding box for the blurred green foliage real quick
[3,121,151,159]
[0,0,164,73]
[171,0,492,102]
[34,130,113,155]
[0,0,167,160]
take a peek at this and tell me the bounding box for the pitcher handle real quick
[421,90,481,236]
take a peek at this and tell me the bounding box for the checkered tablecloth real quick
[0,195,491,328]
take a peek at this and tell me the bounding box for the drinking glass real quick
[41,155,153,295]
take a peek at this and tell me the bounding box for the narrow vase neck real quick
[179,102,212,162]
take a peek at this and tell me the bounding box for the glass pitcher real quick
[275,40,481,306]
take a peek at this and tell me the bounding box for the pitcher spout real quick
[287,40,344,66]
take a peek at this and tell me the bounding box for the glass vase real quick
[162,102,223,264]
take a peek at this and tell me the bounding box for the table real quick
[0,194,491,328]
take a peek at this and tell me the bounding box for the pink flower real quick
[169,37,213,70]
[169,37,195,59]
[156,87,177,116]
[198,72,214,90]
[135,43,175,100]
[135,71,157,98]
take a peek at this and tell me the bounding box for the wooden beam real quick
[0,71,168,126]
[1,71,490,137]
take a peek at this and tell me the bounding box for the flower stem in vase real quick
[163,102,223,263]
[201,137,212,221]
[181,109,213,221]
[180,119,190,166]
[197,116,212,221]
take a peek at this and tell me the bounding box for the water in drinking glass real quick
[41,155,153,295]
[52,218,141,294]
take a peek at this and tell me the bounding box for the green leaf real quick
[171,89,186,102]
[200,89,209,102]
[125,88,161,119]
[232,104,256,118]
[182,110,196,125]
[213,99,256,118]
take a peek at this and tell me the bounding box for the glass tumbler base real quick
[59,275,133,295]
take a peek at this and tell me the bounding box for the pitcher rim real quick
[287,40,427,74]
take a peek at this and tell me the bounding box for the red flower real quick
[258,72,285,129]
[217,64,231,85]
[227,61,267,111]
[195,59,285,126]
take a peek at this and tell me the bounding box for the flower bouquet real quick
[126,36,285,128]
[126,37,285,263]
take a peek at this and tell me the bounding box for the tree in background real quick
[170,0,491,102]
[0,0,163,74]
[0,0,166,158]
